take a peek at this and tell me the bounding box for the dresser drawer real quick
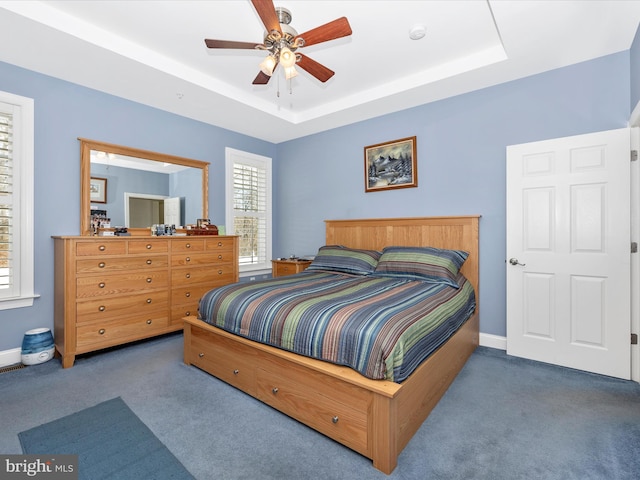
[205,237,236,251]
[171,252,235,267]
[170,265,236,284]
[76,291,169,323]
[76,271,169,298]
[76,313,169,349]
[190,325,257,395]
[76,255,168,274]
[256,358,370,456]
[171,284,217,307]
[128,239,169,254]
[171,238,205,253]
[76,240,126,256]
[171,304,198,325]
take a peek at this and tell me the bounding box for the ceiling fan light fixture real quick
[259,54,277,76]
[279,47,296,68]
[284,65,298,80]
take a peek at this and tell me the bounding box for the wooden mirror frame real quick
[79,138,209,236]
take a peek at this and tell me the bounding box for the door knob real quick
[509,258,526,266]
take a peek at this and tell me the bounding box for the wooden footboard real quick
[183,312,478,474]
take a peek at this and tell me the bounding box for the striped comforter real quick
[198,271,476,382]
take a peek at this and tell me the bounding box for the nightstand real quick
[271,259,312,277]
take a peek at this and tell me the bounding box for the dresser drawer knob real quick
[185,311,191,316]
[218,242,223,247]
[332,416,339,424]
[185,256,191,262]
[218,255,223,260]
[218,270,223,275]
[146,259,152,265]
[146,319,152,325]
[146,244,152,249]
[233,369,239,375]
[98,305,106,312]
[185,292,191,298]
[272,387,278,394]
[198,352,204,358]
[98,262,106,268]
[185,273,191,279]
[99,245,106,251]
[98,282,105,288]
[99,329,105,335]
[146,298,152,304]
[146,277,152,283]
[186,243,191,249]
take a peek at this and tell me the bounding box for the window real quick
[225,148,272,274]
[0,91,35,309]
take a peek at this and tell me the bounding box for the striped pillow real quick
[373,246,469,287]
[306,246,381,275]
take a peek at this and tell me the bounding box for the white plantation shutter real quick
[226,148,272,273]
[0,92,35,309]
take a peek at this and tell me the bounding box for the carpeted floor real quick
[19,397,194,479]
[1,332,639,479]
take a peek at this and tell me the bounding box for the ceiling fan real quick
[204,0,352,85]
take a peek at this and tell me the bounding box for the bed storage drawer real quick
[190,326,258,395]
[256,358,371,456]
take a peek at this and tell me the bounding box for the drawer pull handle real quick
[185,292,191,298]
[146,319,152,325]
[332,416,339,424]
[99,329,105,335]
[98,305,106,312]
[218,242,223,247]
[146,278,152,283]
[146,244,152,249]
[146,298,152,304]
[146,259,152,265]
[218,270,223,275]
[185,273,191,279]
[233,369,239,375]
[98,262,106,268]
[186,243,191,249]
[185,311,191,316]
[98,282,105,288]
[186,256,191,262]
[198,352,204,358]
[218,255,223,260]
[99,245,106,251]
[272,387,278,394]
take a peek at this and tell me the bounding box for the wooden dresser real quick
[53,235,238,368]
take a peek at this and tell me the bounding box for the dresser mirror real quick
[79,138,209,235]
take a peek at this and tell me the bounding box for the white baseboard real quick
[479,332,507,351]
[0,347,22,368]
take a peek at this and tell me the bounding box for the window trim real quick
[225,147,272,276]
[0,90,36,310]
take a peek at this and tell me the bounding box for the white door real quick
[506,128,631,379]
[163,197,181,226]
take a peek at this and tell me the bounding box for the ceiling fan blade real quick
[251,0,282,35]
[252,71,272,85]
[205,39,262,49]
[295,17,352,47]
[296,53,335,83]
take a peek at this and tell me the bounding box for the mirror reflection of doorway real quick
[125,193,182,228]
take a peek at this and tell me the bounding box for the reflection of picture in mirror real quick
[90,177,107,203]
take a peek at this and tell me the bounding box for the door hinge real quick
[632,150,638,162]
[632,242,638,253]
[632,333,638,345]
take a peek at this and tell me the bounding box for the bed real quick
[183,216,480,474]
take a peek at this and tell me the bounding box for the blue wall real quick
[0,61,276,352]
[0,48,634,351]
[274,52,632,337]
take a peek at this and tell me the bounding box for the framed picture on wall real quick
[90,177,107,203]
[364,136,417,192]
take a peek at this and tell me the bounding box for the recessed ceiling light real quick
[409,24,426,40]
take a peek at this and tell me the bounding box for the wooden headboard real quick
[325,216,480,303]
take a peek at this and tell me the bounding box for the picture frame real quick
[90,177,107,203]
[364,136,417,192]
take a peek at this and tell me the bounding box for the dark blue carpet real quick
[19,397,194,480]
